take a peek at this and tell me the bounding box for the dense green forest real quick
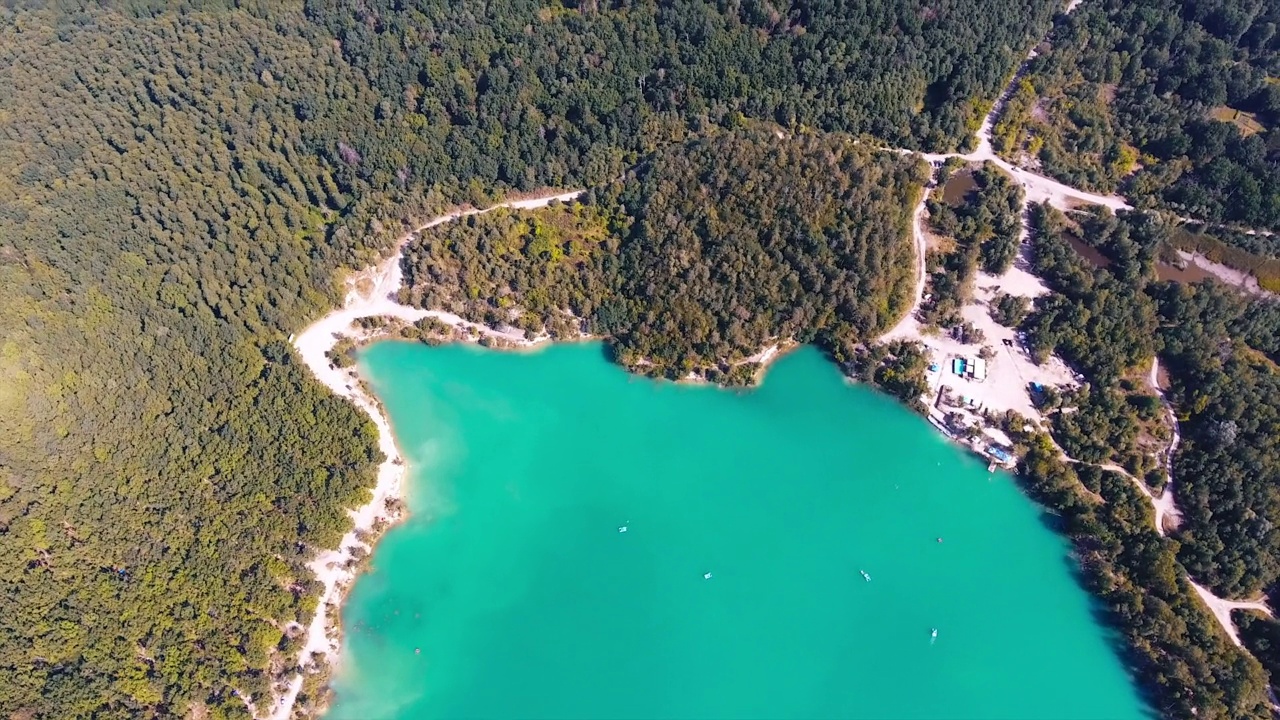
[306,0,1064,165]
[1023,206,1160,384]
[4,0,1280,717]
[400,130,925,381]
[1024,206,1177,483]
[1154,284,1280,598]
[0,6,400,718]
[994,0,1280,231]
[1015,436,1270,719]
[0,0,1071,716]
[1019,202,1280,710]
[1029,206,1280,600]
[1026,205,1280,597]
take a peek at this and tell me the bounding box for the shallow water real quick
[329,342,1149,720]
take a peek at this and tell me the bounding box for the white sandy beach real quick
[267,190,581,720]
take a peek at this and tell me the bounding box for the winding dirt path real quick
[1148,357,1182,534]
[1190,580,1273,646]
[882,0,1124,340]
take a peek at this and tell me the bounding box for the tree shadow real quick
[1047,527,1164,720]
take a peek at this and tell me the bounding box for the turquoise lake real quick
[329,342,1150,719]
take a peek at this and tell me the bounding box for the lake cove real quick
[328,342,1150,720]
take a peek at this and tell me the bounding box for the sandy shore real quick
[880,0,1120,427]
[879,169,1081,428]
[267,190,581,720]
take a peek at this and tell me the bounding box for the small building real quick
[971,357,988,382]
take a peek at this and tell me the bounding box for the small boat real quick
[618,526,628,533]
[704,572,713,580]
[860,570,871,582]
[931,629,938,639]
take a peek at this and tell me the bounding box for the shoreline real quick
[876,0,1278,665]
[271,187,806,720]
[270,190,581,720]
[269,16,1274,707]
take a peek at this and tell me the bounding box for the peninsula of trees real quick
[399,131,925,381]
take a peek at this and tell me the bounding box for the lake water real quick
[328,342,1149,719]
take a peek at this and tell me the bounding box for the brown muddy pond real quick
[1063,234,1111,268]
[940,169,977,207]
[1065,231,1213,284]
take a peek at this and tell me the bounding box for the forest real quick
[1154,284,1280,598]
[917,161,1024,329]
[993,0,1280,231]
[1027,205,1280,600]
[306,0,1064,172]
[1017,202,1280,713]
[3,0,1279,717]
[0,1,1065,717]
[1015,436,1271,719]
[400,130,926,382]
[0,6,399,719]
[1022,206,1160,384]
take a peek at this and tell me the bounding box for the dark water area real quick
[1063,234,1111,268]
[940,169,977,206]
[1062,226,1215,286]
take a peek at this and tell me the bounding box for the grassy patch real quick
[1207,106,1267,137]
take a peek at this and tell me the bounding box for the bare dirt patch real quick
[1207,106,1267,137]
